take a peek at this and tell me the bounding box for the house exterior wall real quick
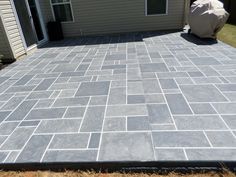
[39,0,185,37]
[0,16,13,59]
[0,0,26,60]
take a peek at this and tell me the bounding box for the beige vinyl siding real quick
[0,0,26,59]
[0,17,13,59]
[39,0,185,37]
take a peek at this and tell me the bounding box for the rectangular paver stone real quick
[34,78,56,91]
[64,107,86,118]
[104,117,126,131]
[16,135,52,162]
[165,94,192,114]
[106,105,148,117]
[127,116,150,131]
[152,131,210,147]
[49,133,90,149]
[1,127,34,150]
[43,150,97,162]
[186,149,236,160]
[6,100,37,121]
[88,133,101,148]
[174,115,227,130]
[190,103,217,114]
[159,79,178,89]
[180,85,227,102]
[36,119,81,133]
[108,87,126,105]
[99,132,154,161]
[189,57,221,66]
[155,149,187,161]
[206,131,236,147]
[76,81,110,96]
[147,104,172,124]
[14,75,34,86]
[25,108,66,120]
[53,97,89,107]
[212,103,236,114]
[80,106,105,132]
[140,63,168,73]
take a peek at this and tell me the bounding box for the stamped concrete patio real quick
[0,31,236,164]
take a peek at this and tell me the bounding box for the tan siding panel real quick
[0,0,26,59]
[0,21,12,58]
[40,0,185,37]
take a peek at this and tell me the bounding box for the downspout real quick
[184,0,190,26]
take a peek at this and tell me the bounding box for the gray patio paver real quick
[180,85,228,102]
[0,127,35,150]
[75,81,110,96]
[7,100,37,121]
[186,149,236,161]
[0,31,236,163]
[35,119,82,133]
[0,152,8,162]
[189,103,217,114]
[147,104,172,124]
[43,150,97,162]
[34,78,56,91]
[16,135,52,162]
[174,115,228,130]
[127,116,150,131]
[80,106,105,132]
[155,149,187,161]
[25,108,66,120]
[0,122,19,135]
[88,133,101,148]
[52,97,89,107]
[152,131,210,147]
[103,117,126,131]
[98,132,154,161]
[165,94,192,115]
[205,131,236,147]
[49,133,90,149]
[222,115,236,129]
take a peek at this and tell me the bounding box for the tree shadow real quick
[180,33,218,45]
[40,29,182,48]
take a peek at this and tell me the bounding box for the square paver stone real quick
[75,81,110,96]
[99,132,155,161]
[180,85,227,102]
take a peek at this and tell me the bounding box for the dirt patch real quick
[0,171,235,177]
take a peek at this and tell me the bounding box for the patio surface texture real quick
[0,31,236,164]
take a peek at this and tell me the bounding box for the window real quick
[146,0,167,15]
[51,0,73,22]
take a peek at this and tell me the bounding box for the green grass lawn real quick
[218,24,236,48]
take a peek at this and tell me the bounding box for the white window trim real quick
[145,0,168,16]
[50,0,75,23]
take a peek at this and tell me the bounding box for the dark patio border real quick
[0,161,235,173]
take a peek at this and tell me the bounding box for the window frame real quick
[145,0,168,16]
[50,0,74,23]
